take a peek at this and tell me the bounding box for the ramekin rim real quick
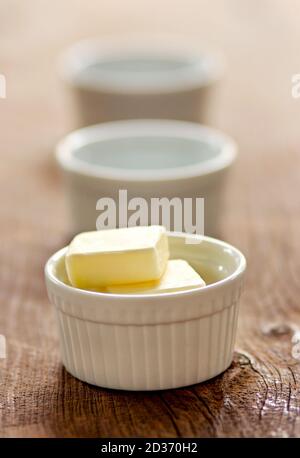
[45,232,246,302]
[55,119,237,183]
[59,37,224,94]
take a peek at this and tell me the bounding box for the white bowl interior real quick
[57,121,236,181]
[73,135,220,171]
[76,54,211,89]
[51,234,243,292]
[62,39,221,92]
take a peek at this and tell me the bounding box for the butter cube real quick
[65,226,169,289]
[106,259,206,294]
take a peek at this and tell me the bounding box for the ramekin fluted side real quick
[49,289,241,391]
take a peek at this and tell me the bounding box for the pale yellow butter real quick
[65,226,169,289]
[106,259,206,294]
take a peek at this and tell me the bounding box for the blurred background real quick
[0,0,299,237]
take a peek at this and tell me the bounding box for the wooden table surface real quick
[1,0,300,438]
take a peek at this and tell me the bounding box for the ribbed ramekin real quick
[56,119,237,237]
[45,232,246,391]
[60,38,223,126]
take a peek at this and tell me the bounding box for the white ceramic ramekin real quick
[56,119,237,237]
[45,232,246,391]
[61,38,223,126]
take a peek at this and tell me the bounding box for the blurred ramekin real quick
[60,38,223,126]
[56,119,237,237]
[45,232,246,391]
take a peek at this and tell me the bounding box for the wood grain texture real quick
[1,0,300,438]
